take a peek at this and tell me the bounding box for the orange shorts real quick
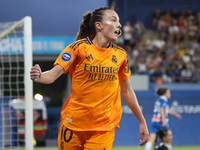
[58,122,115,150]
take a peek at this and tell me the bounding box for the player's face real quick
[165,89,171,99]
[100,10,122,42]
[165,130,173,143]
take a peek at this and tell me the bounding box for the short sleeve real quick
[118,54,131,80]
[160,99,167,109]
[54,44,77,74]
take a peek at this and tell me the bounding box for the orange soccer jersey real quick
[54,36,131,131]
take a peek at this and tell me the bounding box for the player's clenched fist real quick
[30,64,42,81]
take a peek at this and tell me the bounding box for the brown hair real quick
[75,7,111,41]
[158,128,169,141]
[156,87,168,96]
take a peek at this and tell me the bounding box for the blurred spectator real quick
[192,66,200,82]
[196,9,200,23]
[188,20,198,40]
[153,8,161,30]
[123,21,134,47]
[153,35,166,50]
[196,23,200,43]
[161,67,173,83]
[145,53,154,72]
[180,9,186,17]
[157,14,169,40]
[192,49,200,66]
[125,45,136,72]
[166,43,176,55]
[136,59,147,74]
[170,8,179,21]
[129,37,136,49]
[164,11,172,24]
[172,68,181,82]
[151,65,162,82]
[180,68,192,82]
[186,45,195,56]
[132,45,139,58]
[124,7,200,83]
[153,53,163,66]
[168,21,180,43]
[177,15,185,28]
[134,21,145,40]
[180,35,191,48]
[181,52,191,64]
[146,36,155,51]
[185,7,196,21]
[190,38,199,49]
[157,15,167,32]
[177,59,186,71]
[186,60,195,71]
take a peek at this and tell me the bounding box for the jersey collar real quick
[160,96,168,101]
[87,36,113,48]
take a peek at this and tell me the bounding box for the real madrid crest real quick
[112,55,118,63]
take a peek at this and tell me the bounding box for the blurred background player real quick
[154,128,173,150]
[145,87,182,150]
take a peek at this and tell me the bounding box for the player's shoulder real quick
[68,38,90,51]
[112,43,127,54]
[154,141,169,150]
[157,97,165,103]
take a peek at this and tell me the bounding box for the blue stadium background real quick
[1,0,200,147]
[1,0,200,34]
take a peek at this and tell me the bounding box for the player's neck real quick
[165,143,172,150]
[92,34,110,49]
[164,140,171,146]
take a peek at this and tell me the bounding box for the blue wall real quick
[114,91,200,146]
[0,0,107,35]
[2,0,200,35]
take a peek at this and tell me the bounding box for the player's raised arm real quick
[30,64,64,84]
[119,78,149,146]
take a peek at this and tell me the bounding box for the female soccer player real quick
[30,7,149,150]
[145,88,182,150]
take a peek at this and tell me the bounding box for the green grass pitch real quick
[33,146,200,150]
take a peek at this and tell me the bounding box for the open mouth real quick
[115,30,119,34]
[114,30,120,36]
[114,30,121,36]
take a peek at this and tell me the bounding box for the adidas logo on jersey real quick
[66,118,72,123]
[86,54,93,60]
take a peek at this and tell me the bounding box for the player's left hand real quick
[176,114,182,120]
[139,122,149,146]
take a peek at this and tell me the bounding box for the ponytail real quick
[76,12,92,41]
[76,7,111,41]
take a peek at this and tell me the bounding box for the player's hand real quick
[30,64,42,82]
[162,122,166,127]
[139,122,149,146]
[176,114,182,120]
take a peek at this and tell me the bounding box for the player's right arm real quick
[30,40,84,84]
[30,64,64,84]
